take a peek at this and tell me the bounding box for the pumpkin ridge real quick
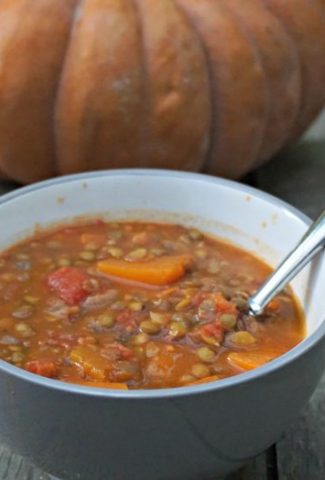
[173,0,216,177]
[131,0,151,168]
[221,0,270,169]
[263,0,325,141]
[0,0,324,183]
[225,0,301,165]
[176,0,268,178]
[131,0,210,171]
[261,0,304,144]
[0,0,78,183]
[52,0,83,177]
[56,0,145,173]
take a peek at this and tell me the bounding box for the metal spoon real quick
[247,210,325,316]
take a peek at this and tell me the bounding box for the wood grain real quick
[0,443,50,479]
[275,375,325,480]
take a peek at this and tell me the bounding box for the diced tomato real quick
[200,322,223,339]
[115,344,135,360]
[116,310,139,330]
[25,360,58,378]
[199,320,224,345]
[214,292,238,315]
[193,291,237,316]
[47,267,89,305]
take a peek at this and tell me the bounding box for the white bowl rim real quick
[0,168,324,400]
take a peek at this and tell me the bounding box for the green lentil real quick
[192,363,210,379]
[169,321,187,339]
[196,346,215,363]
[23,296,40,305]
[15,322,34,337]
[180,374,195,384]
[140,320,161,335]
[175,297,191,311]
[150,311,168,325]
[11,351,25,363]
[127,248,147,260]
[97,313,115,328]
[107,247,123,259]
[220,313,237,329]
[132,333,149,345]
[79,251,96,261]
[232,296,247,309]
[229,331,256,345]
[57,258,71,267]
[129,301,143,312]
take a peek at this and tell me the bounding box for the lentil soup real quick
[0,221,305,389]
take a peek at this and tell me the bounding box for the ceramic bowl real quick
[0,169,324,480]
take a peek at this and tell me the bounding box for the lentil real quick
[140,321,161,335]
[0,220,304,390]
[192,363,210,378]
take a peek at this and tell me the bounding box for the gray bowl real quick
[0,170,324,480]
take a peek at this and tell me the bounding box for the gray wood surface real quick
[254,111,325,480]
[0,111,324,479]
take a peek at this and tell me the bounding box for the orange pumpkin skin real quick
[0,0,78,183]
[0,0,324,183]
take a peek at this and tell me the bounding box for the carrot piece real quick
[97,255,193,286]
[188,375,220,386]
[228,352,275,371]
[70,346,111,381]
[68,379,128,390]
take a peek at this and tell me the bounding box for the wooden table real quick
[0,112,324,480]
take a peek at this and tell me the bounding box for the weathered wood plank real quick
[276,375,325,480]
[255,114,325,220]
[0,444,50,480]
[45,456,270,480]
[255,110,325,480]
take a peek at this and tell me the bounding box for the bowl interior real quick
[0,170,324,337]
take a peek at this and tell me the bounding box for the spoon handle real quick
[248,210,325,316]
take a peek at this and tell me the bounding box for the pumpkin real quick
[0,0,324,184]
